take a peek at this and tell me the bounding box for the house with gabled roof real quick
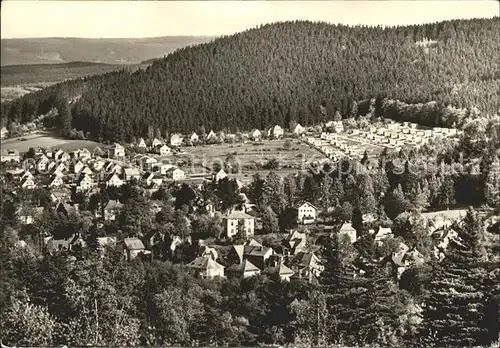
[110,143,125,158]
[187,256,225,279]
[296,202,317,224]
[190,132,199,143]
[226,259,261,278]
[137,137,147,148]
[121,237,150,261]
[151,138,163,148]
[103,200,123,221]
[155,144,171,156]
[105,173,124,187]
[36,154,50,172]
[123,167,141,181]
[214,168,227,182]
[288,251,323,282]
[206,130,217,141]
[170,134,184,147]
[250,129,262,141]
[21,176,36,189]
[280,230,307,256]
[48,174,65,188]
[264,260,295,281]
[339,222,357,243]
[293,123,306,135]
[166,167,185,181]
[229,241,274,270]
[268,125,284,139]
[76,173,94,192]
[73,160,85,174]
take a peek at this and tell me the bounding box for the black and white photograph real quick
[0,1,499,347]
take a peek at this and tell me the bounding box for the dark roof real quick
[227,259,260,273]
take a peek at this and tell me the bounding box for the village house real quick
[121,237,150,261]
[373,227,393,245]
[229,240,274,269]
[123,167,141,181]
[76,173,94,192]
[264,260,295,281]
[137,137,147,148]
[141,156,158,170]
[46,234,86,255]
[296,202,317,224]
[338,222,357,243]
[170,134,184,147]
[48,174,65,188]
[288,252,323,282]
[215,168,227,182]
[105,173,124,187]
[226,259,261,278]
[268,125,284,139]
[21,175,36,189]
[151,138,163,148]
[72,160,85,174]
[332,121,344,133]
[36,155,50,172]
[103,200,123,221]
[54,202,79,218]
[1,126,8,139]
[206,130,217,142]
[166,167,186,181]
[187,255,225,279]
[250,129,262,141]
[97,236,117,251]
[190,132,199,143]
[74,148,92,161]
[293,123,305,135]
[1,149,20,163]
[110,143,125,158]
[91,159,105,172]
[155,144,171,156]
[280,230,307,256]
[224,210,255,238]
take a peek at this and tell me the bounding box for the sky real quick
[1,1,498,39]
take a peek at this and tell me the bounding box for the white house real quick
[76,174,94,192]
[36,155,50,172]
[167,167,186,181]
[105,173,124,188]
[224,210,255,239]
[170,134,184,147]
[268,125,284,139]
[110,143,125,158]
[21,176,36,189]
[151,138,163,148]
[1,126,8,139]
[338,223,357,243]
[49,174,64,188]
[251,129,262,140]
[123,167,141,181]
[215,169,227,182]
[297,202,317,224]
[293,123,305,135]
[155,144,171,156]
[73,161,85,174]
[137,138,147,148]
[206,130,217,141]
[190,132,199,142]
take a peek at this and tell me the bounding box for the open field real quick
[1,131,103,152]
[177,138,325,183]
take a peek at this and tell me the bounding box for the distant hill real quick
[1,36,216,66]
[1,18,499,142]
[0,61,135,87]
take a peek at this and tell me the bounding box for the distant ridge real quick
[1,36,216,66]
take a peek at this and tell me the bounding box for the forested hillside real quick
[1,18,499,142]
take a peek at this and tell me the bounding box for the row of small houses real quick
[133,124,309,149]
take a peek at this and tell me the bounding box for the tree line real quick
[1,17,499,142]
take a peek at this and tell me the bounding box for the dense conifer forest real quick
[1,17,499,141]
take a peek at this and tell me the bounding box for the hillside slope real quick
[1,36,215,66]
[1,18,499,141]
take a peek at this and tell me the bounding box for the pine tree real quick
[485,156,500,210]
[421,208,489,347]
